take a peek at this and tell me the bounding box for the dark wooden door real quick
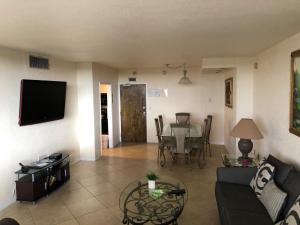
[120,84,147,143]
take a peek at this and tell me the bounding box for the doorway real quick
[120,84,147,143]
[99,84,113,151]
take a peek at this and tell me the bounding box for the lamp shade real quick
[230,118,263,139]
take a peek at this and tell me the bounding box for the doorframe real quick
[119,83,147,143]
[99,83,114,153]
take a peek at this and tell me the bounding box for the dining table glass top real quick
[161,123,202,154]
[161,123,202,138]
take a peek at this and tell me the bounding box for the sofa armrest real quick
[217,167,257,185]
[0,218,20,225]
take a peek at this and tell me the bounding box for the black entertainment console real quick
[15,153,70,202]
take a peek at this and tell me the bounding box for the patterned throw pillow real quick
[276,195,300,225]
[250,159,275,198]
[260,180,287,222]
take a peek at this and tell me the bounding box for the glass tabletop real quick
[119,176,188,225]
[221,153,258,167]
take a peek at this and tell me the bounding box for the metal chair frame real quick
[155,118,176,167]
[202,115,212,157]
[158,115,164,134]
[175,113,191,126]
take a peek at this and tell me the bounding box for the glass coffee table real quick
[119,176,188,225]
[222,154,258,167]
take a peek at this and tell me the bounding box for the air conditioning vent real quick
[29,55,49,69]
[128,77,136,82]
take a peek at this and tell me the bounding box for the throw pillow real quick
[277,195,300,225]
[250,159,275,198]
[267,154,294,187]
[260,180,287,222]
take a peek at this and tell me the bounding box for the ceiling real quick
[1,0,300,68]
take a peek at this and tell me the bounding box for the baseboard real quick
[79,156,97,161]
[0,198,15,212]
[70,158,80,165]
[147,141,225,146]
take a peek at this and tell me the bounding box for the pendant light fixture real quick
[178,64,192,85]
[165,63,192,85]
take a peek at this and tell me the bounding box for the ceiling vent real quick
[128,77,136,82]
[29,55,49,69]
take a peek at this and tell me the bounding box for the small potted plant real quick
[146,172,159,189]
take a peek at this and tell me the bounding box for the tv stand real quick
[15,154,70,202]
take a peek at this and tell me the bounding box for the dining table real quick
[160,123,203,166]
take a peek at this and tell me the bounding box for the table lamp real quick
[230,118,263,160]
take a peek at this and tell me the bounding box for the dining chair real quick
[203,115,213,157]
[155,118,175,167]
[185,136,204,167]
[158,115,164,134]
[175,112,190,125]
[154,118,162,162]
[171,124,192,163]
[184,119,207,166]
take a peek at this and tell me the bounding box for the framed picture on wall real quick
[225,78,233,108]
[290,50,300,137]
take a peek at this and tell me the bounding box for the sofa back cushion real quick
[267,155,294,187]
[282,170,300,217]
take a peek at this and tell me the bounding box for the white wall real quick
[76,63,119,159]
[92,63,120,150]
[76,63,98,160]
[0,47,80,210]
[118,67,225,144]
[202,57,255,153]
[224,69,237,153]
[253,32,300,168]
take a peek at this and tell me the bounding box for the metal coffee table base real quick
[120,180,187,225]
[122,215,180,225]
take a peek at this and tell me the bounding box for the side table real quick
[221,154,258,168]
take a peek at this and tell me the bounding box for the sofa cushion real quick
[282,170,300,217]
[216,182,269,213]
[216,182,273,225]
[267,155,294,187]
[223,209,274,225]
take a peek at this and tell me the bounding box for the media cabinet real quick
[15,154,70,202]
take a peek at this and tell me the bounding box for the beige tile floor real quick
[0,144,225,225]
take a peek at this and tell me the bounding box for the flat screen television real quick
[19,79,67,126]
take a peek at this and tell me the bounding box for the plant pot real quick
[148,180,155,189]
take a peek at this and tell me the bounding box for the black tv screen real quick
[19,79,67,126]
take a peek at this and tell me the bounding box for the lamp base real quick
[238,138,253,160]
[238,156,253,163]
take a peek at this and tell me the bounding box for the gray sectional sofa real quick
[215,155,300,225]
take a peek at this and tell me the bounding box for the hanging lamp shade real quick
[178,69,192,85]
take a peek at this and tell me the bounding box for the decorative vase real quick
[148,180,155,189]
